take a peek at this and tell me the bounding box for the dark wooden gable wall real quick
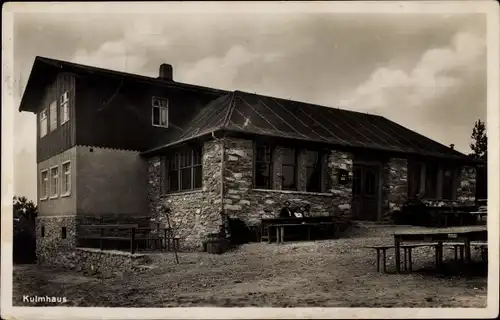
[37,73,76,162]
[74,75,223,152]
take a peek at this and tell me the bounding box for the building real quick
[19,56,478,258]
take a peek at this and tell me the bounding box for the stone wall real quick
[43,247,152,276]
[36,216,76,264]
[148,140,223,251]
[382,158,408,221]
[457,165,477,204]
[222,138,353,227]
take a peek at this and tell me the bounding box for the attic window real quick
[152,96,168,128]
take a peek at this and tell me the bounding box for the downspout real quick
[211,131,226,220]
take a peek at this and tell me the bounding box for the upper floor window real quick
[61,161,71,196]
[282,147,297,190]
[40,109,48,138]
[164,146,202,193]
[254,143,273,189]
[305,150,323,193]
[152,96,169,128]
[50,166,60,198]
[40,169,49,200]
[49,100,57,132]
[60,91,69,125]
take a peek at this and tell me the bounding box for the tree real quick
[470,119,487,160]
[13,196,37,225]
[13,196,37,264]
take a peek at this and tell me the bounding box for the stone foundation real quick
[36,216,77,264]
[45,247,152,276]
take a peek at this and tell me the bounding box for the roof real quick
[19,56,229,113]
[143,90,471,161]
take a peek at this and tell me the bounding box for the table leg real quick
[395,236,401,273]
[276,226,280,244]
[376,249,380,272]
[454,245,458,262]
[464,238,471,263]
[460,246,464,262]
[268,226,272,244]
[280,226,285,244]
[404,248,407,271]
[436,242,443,270]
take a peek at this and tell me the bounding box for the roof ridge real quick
[222,91,237,128]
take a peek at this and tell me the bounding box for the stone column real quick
[382,158,408,222]
[328,150,354,218]
[457,165,476,204]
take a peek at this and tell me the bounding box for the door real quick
[352,164,380,221]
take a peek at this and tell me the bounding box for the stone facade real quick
[36,216,77,264]
[382,158,408,221]
[148,140,223,251]
[222,138,353,227]
[457,165,477,204]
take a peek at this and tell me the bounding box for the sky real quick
[11,8,487,201]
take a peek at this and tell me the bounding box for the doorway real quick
[352,164,380,221]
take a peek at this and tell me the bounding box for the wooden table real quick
[393,226,487,273]
[269,222,338,244]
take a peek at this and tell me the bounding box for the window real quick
[152,96,168,127]
[61,161,71,196]
[49,100,57,131]
[442,166,456,200]
[50,166,59,198]
[255,144,273,189]
[408,162,423,198]
[424,163,438,199]
[164,146,202,193]
[305,150,323,192]
[40,170,49,200]
[40,109,48,138]
[60,91,69,124]
[282,147,297,190]
[41,225,45,237]
[61,227,67,239]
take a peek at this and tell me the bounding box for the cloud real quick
[339,31,486,114]
[176,45,283,89]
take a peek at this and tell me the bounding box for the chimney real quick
[158,63,173,81]
[450,144,455,150]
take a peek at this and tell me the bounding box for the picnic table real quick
[393,225,487,273]
[269,221,338,244]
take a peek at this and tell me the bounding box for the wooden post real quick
[131,228,136,254]
[100,228,104,250]
[165,212,179,264]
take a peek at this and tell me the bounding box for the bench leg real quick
[382,249,387,273]
[408,248,413,272]
[454,245,458,262]
[376,249,380,272]
[460,246,464,262]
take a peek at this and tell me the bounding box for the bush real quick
[13,196,37,264]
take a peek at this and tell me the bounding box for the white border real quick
[2,1,499,319]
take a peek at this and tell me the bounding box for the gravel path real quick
[13,225,487,307]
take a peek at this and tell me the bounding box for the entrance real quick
[352,164,380,221]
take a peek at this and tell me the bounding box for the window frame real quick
[253,143,274,189]
[40,169,49,200]
[49,100,58,132]
[281,147,298,191]
[49,165,60,199]
[152,96,169,128]
[163,146,202,194]
[60,91,70,125]
[40,109,48,138]
[61,160,72,197]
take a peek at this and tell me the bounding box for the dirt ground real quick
[13,225,487,307]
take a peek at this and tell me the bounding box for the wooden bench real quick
[269,221,339,244]
[261,216,340,242]
[367,243,440,273]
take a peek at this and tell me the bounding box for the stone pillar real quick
[457,165,476,204]
[148,157,162,220]
[223,138,254,220]
[328,150,354,218]
[382,158,408,222]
